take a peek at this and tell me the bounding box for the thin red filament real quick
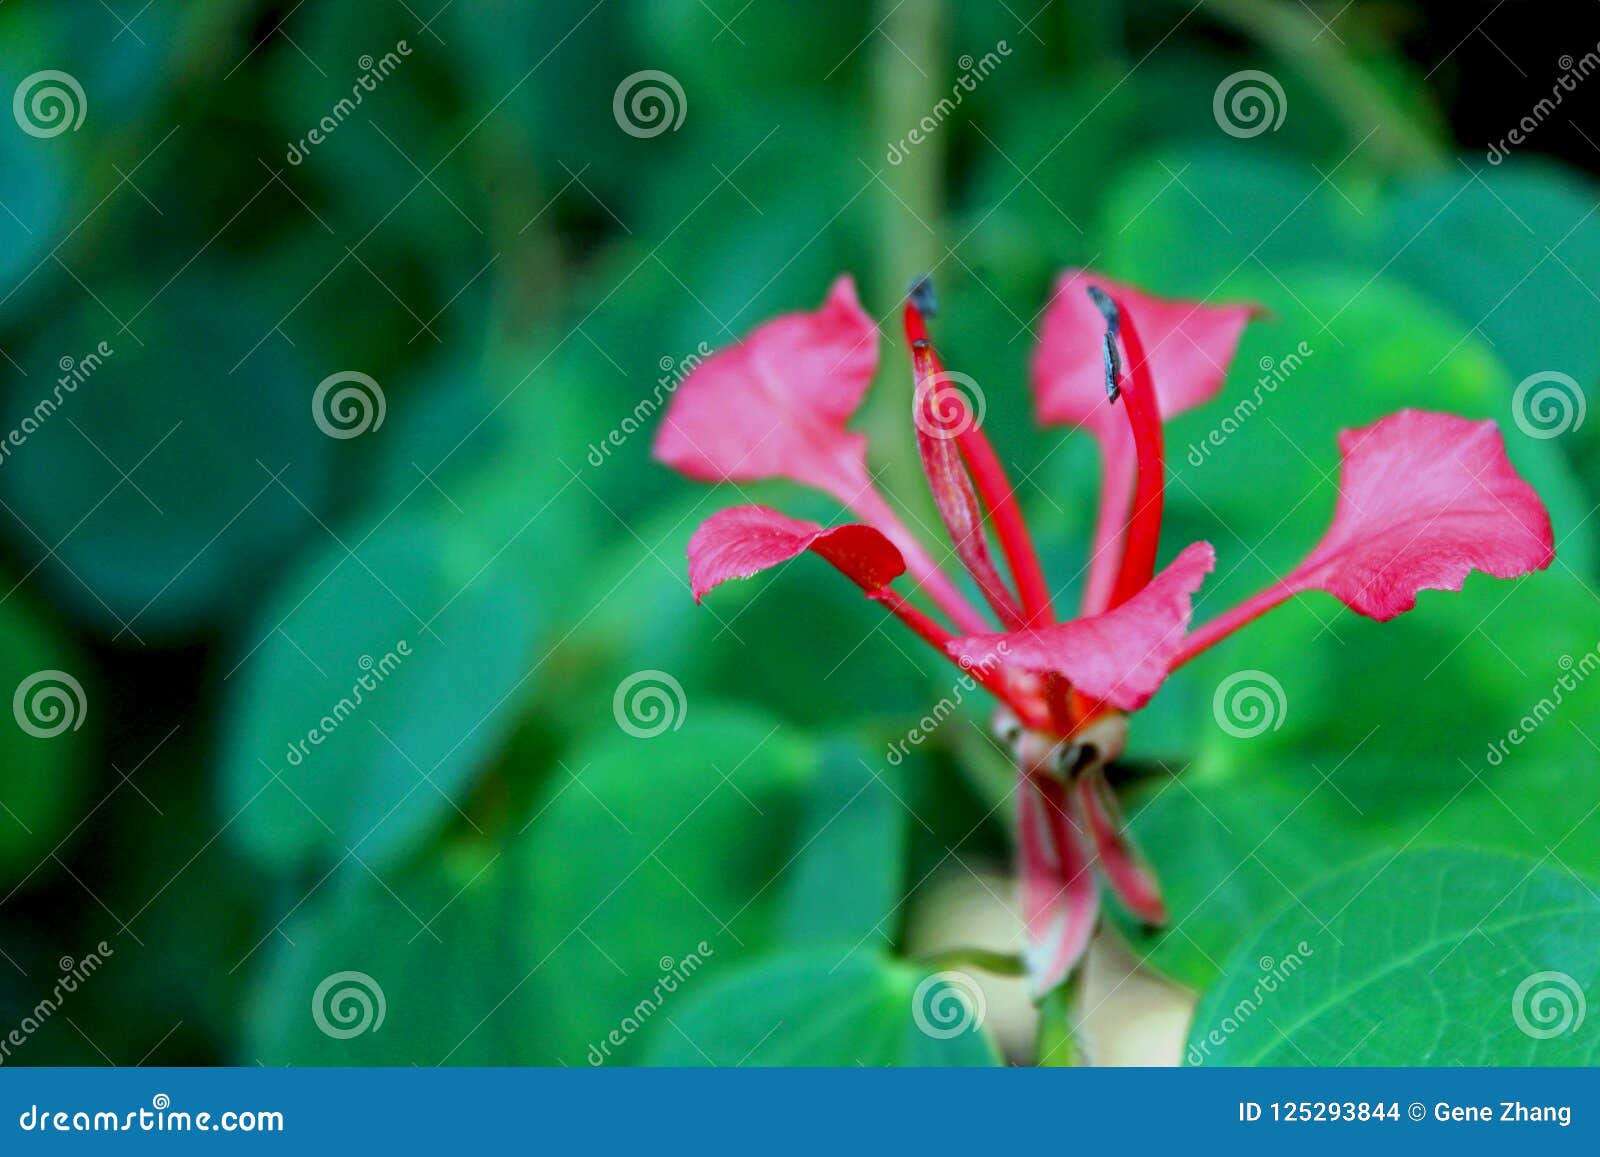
[1106,300,1165,610]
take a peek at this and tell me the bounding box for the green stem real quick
[1035,964,1086,1066]
[1205,0,1448,174]
[918,946,1028,978]
[868,0,947,528]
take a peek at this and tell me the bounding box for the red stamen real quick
[869,588,1047,727]
[903,289,1053,625]
[1099,291,1165,610]
[1169,579,1299,670]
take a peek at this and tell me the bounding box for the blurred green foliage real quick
[0,0,1597,1067]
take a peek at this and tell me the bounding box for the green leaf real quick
[245,705,832,1064]
[644,950,999,1066]
[1095,144,1376,296]
[0,591,92,886]
[1123,567,1600,987]
[1188,849,1600,1065]
[776,741,908,949]
[0,274,337,638]
[220,502,536,871]
[1382,159,1600,399]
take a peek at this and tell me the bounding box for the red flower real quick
[653,273,1555,998]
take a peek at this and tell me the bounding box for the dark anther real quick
[1055,741,1100,777]
[1101,334,1121,402]
[1086,285,1119,333]
[1087,286,1122,402]
[908,274,938,317]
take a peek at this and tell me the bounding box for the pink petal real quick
[1292,410,1555,620]
[948,542,1216,711]
[653,276,879,503]
[1018,773,1098,999]
[686,505,905,602]
[1077,768,1166,926]
[1031,271,1254,614]
[1031,270,1256,435]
